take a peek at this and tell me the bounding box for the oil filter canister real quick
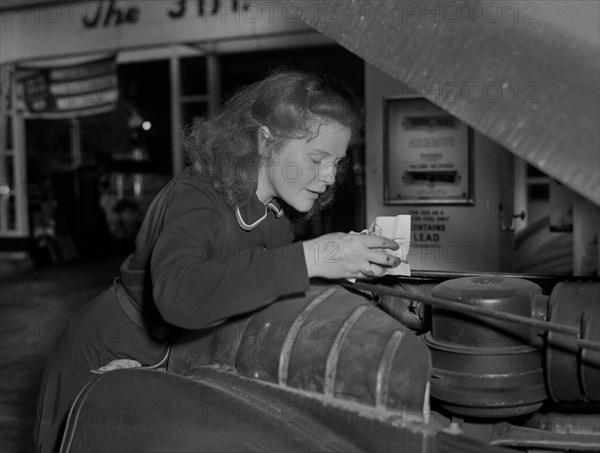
[424,276,547,418]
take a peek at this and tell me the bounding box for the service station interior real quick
[0,1,599,452]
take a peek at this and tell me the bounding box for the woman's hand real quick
[302,232,401,280]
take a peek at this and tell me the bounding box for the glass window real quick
[181,57,207,96]
[7,194,16,230]
[4,115,12,150]
[5,155,14,189]
[528,183,549,200]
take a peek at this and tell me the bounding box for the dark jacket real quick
[119,167,310,334]
[34,168,310,453]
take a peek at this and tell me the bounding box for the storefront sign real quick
[1,1,319,64]
[79,0,256,28]
[82,0,140,28]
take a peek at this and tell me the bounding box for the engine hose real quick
[345,281,600,352]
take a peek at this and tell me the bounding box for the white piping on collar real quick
[235,206,267,231]
[268,201,284,218]
[235,202,284,231]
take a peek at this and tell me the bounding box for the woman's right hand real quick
[302,232,401,280]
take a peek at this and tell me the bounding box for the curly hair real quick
[182,69,363,216]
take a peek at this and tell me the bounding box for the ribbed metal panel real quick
[169,283,431,415]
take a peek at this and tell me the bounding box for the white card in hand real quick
[371,215,411,276]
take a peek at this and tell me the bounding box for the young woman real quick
[34,69,402,452]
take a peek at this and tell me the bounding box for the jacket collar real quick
[235,196,284,231]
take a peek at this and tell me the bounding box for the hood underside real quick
[292,0,600,206]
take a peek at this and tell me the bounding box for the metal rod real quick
[169,53,183,175]
[346,281,600,352]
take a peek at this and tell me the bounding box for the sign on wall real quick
[384,97,473,205]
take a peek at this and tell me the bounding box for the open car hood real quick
[292,0,600,205]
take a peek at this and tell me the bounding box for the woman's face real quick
[257,122,351,212]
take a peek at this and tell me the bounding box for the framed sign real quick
[384,97,474,205]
